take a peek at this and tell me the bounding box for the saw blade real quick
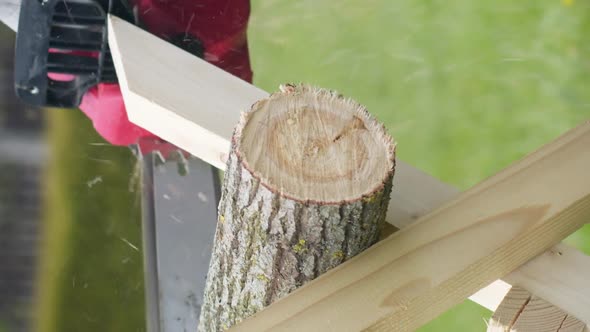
[141,154,220,332]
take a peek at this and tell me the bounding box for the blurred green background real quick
[247,0,589,330]
[37,110,145,332]
[32,0,589,331]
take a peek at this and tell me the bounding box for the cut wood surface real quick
[199,85,396,331]
[504,243,590,326]
[232,121,590,332]
[488,286,587,332]
[107,16,590,329]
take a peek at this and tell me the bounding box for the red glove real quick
[79,0,252,151]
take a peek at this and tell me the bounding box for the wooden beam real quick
[105,15,467,295]
[107,16,590,328]
[488,286,587,332]
[107,17,266,170]
[504,243,590,326]
[232,121,590,332]
[106,15,456,229]
[0,0,20,31]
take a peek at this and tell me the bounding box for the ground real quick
[38,0,589,331]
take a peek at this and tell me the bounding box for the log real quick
[198,84,396,331]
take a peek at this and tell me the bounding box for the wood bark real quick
[198,84,396,331]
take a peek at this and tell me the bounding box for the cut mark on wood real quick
[489,286,587,332]
[508,292,532,330]
[503,243,590,325]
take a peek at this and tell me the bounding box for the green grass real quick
[37,109,145,332]
[248,0,589,330]
[38,1,589,331]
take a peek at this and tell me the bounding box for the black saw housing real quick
[14,0,134,108]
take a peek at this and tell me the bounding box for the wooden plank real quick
[107,16,590,329]
[504,243,590,326]
[488,286,586,332]
[107,17,266,170]
[561,316,589,332]
[489,286,531,330]
[0,0,20,31]
[106,15,457,229]
[230,121,590,332]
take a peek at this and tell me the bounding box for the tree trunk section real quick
[198,84,396,332]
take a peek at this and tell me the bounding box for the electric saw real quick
[1,0,252,330]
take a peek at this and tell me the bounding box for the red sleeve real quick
[79,0,252,146]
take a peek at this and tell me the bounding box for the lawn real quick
[248,0,588,330]
[37,0,589,331]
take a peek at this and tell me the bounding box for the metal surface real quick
[141,154,161,332]
[142,154,220,332]
[12,0,128,108]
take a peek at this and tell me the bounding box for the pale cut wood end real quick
[488,286,587,332]
[235,84,396,203]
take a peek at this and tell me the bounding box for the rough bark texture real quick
[198,85,395,332]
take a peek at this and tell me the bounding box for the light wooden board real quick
[107,16,590,329]
[107,16,267,170]
[0,0,21,31]
[232,121,590,332]
[106,15,456,228]
[488,286,587,332]
[503,243,590,326]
